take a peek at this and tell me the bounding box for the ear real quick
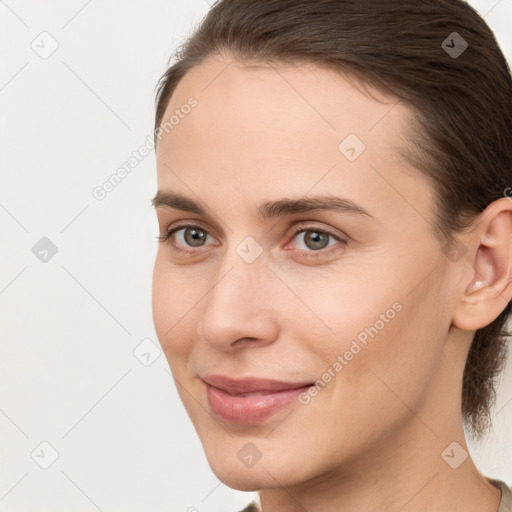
[452,197,512,331]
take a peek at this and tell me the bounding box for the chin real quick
[219,473,265,492]
[202,445,265,490]
[203,440,310,492]
[208,462,281,492]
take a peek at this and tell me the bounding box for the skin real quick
[152,55,512,512]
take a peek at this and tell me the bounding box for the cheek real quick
[284,270,403,358]
[151,255,171,340]
[152,254,194,358]
[326,273,448,420]
[293,258,449,403]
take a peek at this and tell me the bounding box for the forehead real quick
[155,56,431,226]
[161,56,409,136]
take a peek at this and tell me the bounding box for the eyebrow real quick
[152,191,375,220]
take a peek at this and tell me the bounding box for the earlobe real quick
[452,199,512,332]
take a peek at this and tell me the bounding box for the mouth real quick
[202,374,314,394]
[202,374,314,425]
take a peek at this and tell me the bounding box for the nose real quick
[197,251,280,351]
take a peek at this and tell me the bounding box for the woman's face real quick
[153,56,464,490]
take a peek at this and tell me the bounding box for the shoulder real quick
[487,477,512,512]
[234,480,512,512]
[236,502,260,512]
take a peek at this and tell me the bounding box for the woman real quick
[151,1,512,510]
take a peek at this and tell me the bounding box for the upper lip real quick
[202,374,313,395]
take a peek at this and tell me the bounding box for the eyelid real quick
[157,220,217,245]
[284,221,348,244]
[282,223,348,260]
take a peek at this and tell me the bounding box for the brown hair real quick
[154,0,512,439]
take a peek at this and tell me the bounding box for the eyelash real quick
[157,222,348,260]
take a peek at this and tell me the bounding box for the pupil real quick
[305,231,328,250]
[186,228,206,246]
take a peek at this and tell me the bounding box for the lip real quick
[202,375,313,425]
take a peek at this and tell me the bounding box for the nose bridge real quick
[213,231,269,302]
[197,239,278,349]
[214,251,261,304]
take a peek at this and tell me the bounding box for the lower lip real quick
[205,383,312,425]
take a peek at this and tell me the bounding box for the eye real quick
[157,222,348,259]
[285,225,347,259]
[157,224,216,253]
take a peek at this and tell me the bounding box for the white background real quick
[0,1,511,511]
